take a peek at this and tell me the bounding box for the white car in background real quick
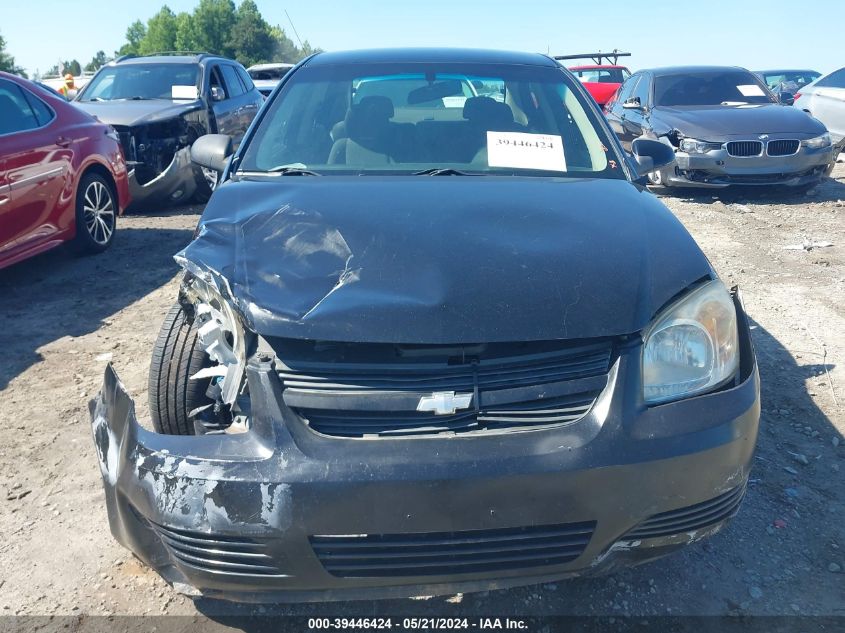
[247,62,294,97]
[795,67,845,153]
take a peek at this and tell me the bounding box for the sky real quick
[3,0,844,77]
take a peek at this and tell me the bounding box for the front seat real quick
[328,96,396,166]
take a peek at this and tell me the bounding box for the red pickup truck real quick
[555,52,632,107]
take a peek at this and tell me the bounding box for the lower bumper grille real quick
[310,521,596,578]
[623,484,746,539]
[726,141,763,157]
[152,522,285,577]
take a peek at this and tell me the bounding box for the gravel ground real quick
[0,165,843,625]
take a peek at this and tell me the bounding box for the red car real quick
[0,71,130,271]
[555,52,632,108]
[569,65,631,107]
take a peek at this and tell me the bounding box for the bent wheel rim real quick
[83,181,115,245]
[201,167,218,191]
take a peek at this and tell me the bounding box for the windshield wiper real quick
[266,165,322,176]
[125,96,153,100]
[412,167,479,176]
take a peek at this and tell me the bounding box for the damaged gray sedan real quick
[90,48,760,602]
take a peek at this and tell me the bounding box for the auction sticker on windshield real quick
[737,84,766,97]
[172,85,199,100]
[487,132,567,172]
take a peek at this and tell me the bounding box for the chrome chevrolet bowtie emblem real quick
[417,391,473,415]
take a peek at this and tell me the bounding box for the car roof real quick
[113,54,227,65]
[647,65,752,77]
[248,62,295,71]
[305,48,558,68]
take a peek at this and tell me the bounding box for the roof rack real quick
[554,50,631,66]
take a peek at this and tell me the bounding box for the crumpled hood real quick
[176,176,713,344]
[73,99,202,127]
[652,104,825,139]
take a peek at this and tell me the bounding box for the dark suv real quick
[75,52,263,208]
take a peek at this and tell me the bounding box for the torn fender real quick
[176,176,713,344]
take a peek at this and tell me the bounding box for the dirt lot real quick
[1,165,843,624]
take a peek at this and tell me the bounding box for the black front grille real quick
[302,391,599,437]
[111,125,135,161]
[152,522,285,577]
[310,521,596,578]
[274,339,614,437]
[767,139,800,156]
[726,141,763,157]
[623,484,746,539]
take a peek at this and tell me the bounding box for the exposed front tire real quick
[148,303,217,435]
[72,173,117,254]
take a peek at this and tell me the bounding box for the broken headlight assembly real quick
[183,276,251,428]
[678,138,722,153]
[642,280,739,404]
[801,132,831,149]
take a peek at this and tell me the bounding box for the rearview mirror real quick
[191,134,233,173]
[779,91,795,106]
[407,79,463,105]
[631,137,675,178]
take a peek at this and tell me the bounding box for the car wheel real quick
[72,173,117,253]
[148,303,219,435]
[192,167,218,204]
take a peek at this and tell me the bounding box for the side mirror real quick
[631,137,675,177]
[210,85,226,101]
[191,134,233,173]
[779,91,795,106]
[622,97,643,110]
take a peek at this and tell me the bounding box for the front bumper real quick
[126,146,198,209]
[90,295,760,602]
[666,142,836,187]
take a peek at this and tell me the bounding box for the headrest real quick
[346,96,394,141]
[351,95,394,120]
[462,96,514,128]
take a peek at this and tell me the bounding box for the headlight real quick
[642,280,739,404]
[678,138,722,153]
[801,133,831,149]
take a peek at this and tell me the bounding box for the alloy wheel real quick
[83,180,115,245]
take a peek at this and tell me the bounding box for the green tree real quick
[62,59,82,76]
[140,6,179,55]
[174,11,195,51]
[226,0,273,66]
[84,50,109,72]
[268,25,299,63]
[183,0,237,56]
[117,20,147,57]
[0,31,27,77]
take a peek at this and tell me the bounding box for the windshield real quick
[654,71,775,107]
[248,67,291,81]
[78,63,200,101]
[571,68,629,83]
[237,62,621,178]
[761,71,820,92]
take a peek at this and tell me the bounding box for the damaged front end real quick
[112,113,206,207]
